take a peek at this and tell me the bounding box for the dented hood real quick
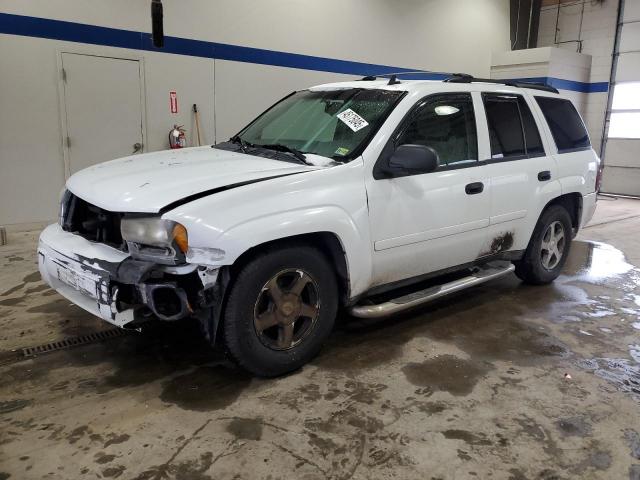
[66,146,319,213]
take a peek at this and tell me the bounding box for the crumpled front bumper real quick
[38,223,135,327]
[39,223,222,330]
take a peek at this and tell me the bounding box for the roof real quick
[309,77,560,96]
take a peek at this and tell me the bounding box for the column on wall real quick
[490,47,592,120]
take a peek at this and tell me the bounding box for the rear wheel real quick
[222,245,338,377]
[514,205,572,285]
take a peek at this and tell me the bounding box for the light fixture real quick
[435,105,459,116]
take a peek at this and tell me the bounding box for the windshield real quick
[234,88,405,161]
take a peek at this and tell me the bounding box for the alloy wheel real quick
[253,269,320,350]
[540,220,566,270]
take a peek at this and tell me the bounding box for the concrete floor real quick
[1,197,640,480]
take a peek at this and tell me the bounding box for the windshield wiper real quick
[229,135,254,153]
[256,143,311,165]
[229,137,311,165]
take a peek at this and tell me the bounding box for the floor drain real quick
[21,328,130,357]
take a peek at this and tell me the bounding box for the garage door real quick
[601,1,640,196]
[61,53,145,176]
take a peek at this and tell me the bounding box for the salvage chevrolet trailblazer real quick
[39,74,600,376]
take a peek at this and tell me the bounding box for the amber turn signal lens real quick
[172,224,189,253]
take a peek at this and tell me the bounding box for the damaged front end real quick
[39,193,227,340]
[39,224,223,330]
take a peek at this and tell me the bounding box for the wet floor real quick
[1,201,640,479]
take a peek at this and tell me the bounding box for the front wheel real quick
[222,245,338,377]
[514,205,573,285]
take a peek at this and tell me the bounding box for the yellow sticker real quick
[334,147,350,156]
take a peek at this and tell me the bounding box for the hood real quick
[66,146,322,213]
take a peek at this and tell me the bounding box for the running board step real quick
[348,261,515,318]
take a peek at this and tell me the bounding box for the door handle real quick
[465,182,484,195]
[132,142,143,154]
[538,170,551,181]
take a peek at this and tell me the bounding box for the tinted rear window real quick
[535,97,590,153]
[483,93,544,159]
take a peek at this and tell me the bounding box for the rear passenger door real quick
[478,92,560,256]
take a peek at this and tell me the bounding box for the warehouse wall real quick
[0,0,511,227]
[600,0,640,195]
[489,46,593,118]
[537,0,619,152]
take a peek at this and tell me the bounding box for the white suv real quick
[38,74,600,376]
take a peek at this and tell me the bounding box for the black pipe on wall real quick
[510,0,542,50]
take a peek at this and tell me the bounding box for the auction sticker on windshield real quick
[336,109,369,132]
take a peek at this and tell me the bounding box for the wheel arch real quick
[544,192,583,235]
[229,231,351,307]
[205,231,352,348]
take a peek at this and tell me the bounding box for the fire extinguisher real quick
[169,125,186,149]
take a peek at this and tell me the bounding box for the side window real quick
[396,94,478,167]
[535,97,591,153]
[482,93,544,160]
[519,97,544,156]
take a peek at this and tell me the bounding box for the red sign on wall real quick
[169,91,178,114]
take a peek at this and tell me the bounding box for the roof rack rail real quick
[360,70,473,86]
[444,75,559,94]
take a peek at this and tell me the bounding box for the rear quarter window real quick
[535,97,591,153]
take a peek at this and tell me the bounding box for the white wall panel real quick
[604,139,640,168]
[0,0,512,226]
[620,21,640,52]
[623,0,640,22]
[0,37,216,226]
[616,52,640,81]
[0,34,66,226]
[601,166,640,196]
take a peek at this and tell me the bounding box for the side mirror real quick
[386,144,439,177]
[151,0,164,48]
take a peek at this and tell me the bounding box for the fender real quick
[162,160,373,299]
[512,178,563,251]
[557,151,598,197]
[216,206,372,298]
[170,206,372,299]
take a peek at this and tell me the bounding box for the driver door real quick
[365,93,490,288]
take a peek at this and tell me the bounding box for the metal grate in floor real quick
[21,328,129,357]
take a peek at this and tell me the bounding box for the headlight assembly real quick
[120,217,188,263]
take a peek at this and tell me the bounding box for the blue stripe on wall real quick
[0,12,608,92]
[510,76,609,93]
[0,12,445,80]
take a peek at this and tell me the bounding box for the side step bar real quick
[348,261,515,319]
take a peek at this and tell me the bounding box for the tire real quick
[222,244,338,377]
[514,204,573,285]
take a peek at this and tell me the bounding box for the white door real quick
[61,53,144,175]
[366,93,490,288]
[479,91,559,251]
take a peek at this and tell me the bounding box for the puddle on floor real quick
[548,241,640,325]
[401,354,493,396]
[543,241,640,401]
[322,240,640,402]
[576,357,640,400]
[564,241,635,282]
